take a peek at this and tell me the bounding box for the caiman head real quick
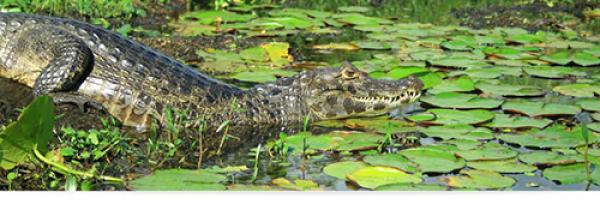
[280,61,423,120]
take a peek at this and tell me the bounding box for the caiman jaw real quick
[351,88,421,105]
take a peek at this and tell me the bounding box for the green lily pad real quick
[553,84,600,97]
[540,51,571,65]
[455,142,518,161]
[590,123,600,132]
[444,169,516,190]
[375,183,447,191]
[352,41,391,50]
[476,82,545,97]
[363,154,418,173]
[441,139,482,150]
[418,71,444,89]
[420,124,494,141]
[484,47,535,60]
[347,166,421,189]
[239,46,268,62]
[467,159,537,173]
[286,132,334,154]
[522,66,587,79]
[413,109,495,125]
[333,13,393,25]
[441,40,472,51]
[342,118,411,133]
[331,132,384,151]
[261,42,291,66]
[453,67,522,79]
[428,57,488,68]
[572,52,600,66]
[399,147,466,173]
[272,178,320,191]
[338,6,370,13]
[502,101,581,117]
[483,114,552,129]
[518,151,583,166]
[130,169,227,191]
[323,161,368,180]
[576,98,600,112]
[180,10,255,24]
[543,163,600,185]
[428,76,475,94]
[420,92,503,109]
[497,125,599,149]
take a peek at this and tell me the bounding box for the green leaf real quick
[180,10,255,24]
[543,163,599,185]
[347,166,421,189]
[467,159,537,173]
[540,51,571,65]
[576,98,600,112]
[0,96,55,170]
[323,161,368,180]
[518,151,583,166]
[420,124,493,141]
[272,178,320,191]
[444,169,516,190]
[130,169,226,191]
[553,84,600,97]
[363,154,418,173]
[420,92,503,109]
[498,125,599,149]
[522,66,587,79]
[455,142,518,161]
[428,57,488,68]
[483,113,552,129]
[502,101,581,117]
[338,6,370,13]
[414,109,495,125]
[428,76,475,94]
[375,183,447,191]
[572,52,600,66]
[399,147,465,173]
[476,82,545,97]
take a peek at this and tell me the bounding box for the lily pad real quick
[576,98,600,112]
[363,154,418,173]
[444,169,516,190]
[540,51,571,65]
[347,166,421,189]
[466,159,537,173]
[428,57,488,68]
[420,124,494,141]
[483,114,552,129]
[323,161,368,180]
[375,183,447,191]
[455,142,518,161]
[497,125,599,149]
[286,132,334,154]
[502,101,581,117]
[543,163,600,185]
[420,92,503,109]
[411,109,495,125]
[130,169,226,191]
[476,82,545,97]
[453,67,522,79]
[272,178,320,191]
[518,151,583,166]
[553,84,600,97]
[522,66,587,79]
[180,10,255,24]
[399,147,466,173]
[571,52,600,66]
[427,76,475,94]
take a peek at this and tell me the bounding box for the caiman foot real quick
[48,92,105,114]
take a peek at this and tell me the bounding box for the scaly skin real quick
[0,13,423,133]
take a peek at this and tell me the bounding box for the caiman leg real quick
[12,25,98,110]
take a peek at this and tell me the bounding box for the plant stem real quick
[33,145,123,183]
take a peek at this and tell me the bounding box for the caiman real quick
[0,12,423,133]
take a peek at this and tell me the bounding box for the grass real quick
[0,0,146,19]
